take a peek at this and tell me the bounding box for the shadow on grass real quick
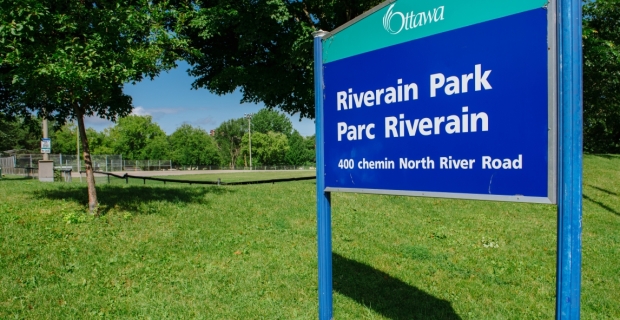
[1,176,36,181]
[583,193,620,216]
[333,253,461,320]
[591,154,620,160]
[34,185,231,215]
[587,184,618,196]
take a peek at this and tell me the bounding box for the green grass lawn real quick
[0,155,618,319]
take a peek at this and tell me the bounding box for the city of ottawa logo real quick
[382,3,445,35]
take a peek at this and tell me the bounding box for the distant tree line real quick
[0,108,315,167]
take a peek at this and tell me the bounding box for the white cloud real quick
[84,116,113,126]
[192,117,218,126]
[131,106,150,116]
[84,116,114,131]
[131,106,185,120]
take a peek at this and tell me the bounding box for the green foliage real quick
[62,211,87,224]
[49,123,78,155]
[304,135,316,164]
[53,168,62,182]
[86,128,114,155]
[213,118,247,167]
[181,0,385,119]
[108,115,169,160]
[285,130,313,166]
[0,115,41,152]
[240,131,289,166]
[251,108,293,137]
[168,124,220,166]
[0,0,184,122]
[212,109,296,167]
[583,0,620,153]
[141,135,169,161]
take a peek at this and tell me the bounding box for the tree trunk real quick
[75,105,98,214]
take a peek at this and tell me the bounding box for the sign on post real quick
[315,0,583,319]
[41,138,51,154]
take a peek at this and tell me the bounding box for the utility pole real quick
[38,116,54,182]
[76,121,81,182]
[244,113,254,170]
[42,119,49,161]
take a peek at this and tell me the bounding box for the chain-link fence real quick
[8,154,173,173]
[0,156,16,175]
[12,154,124,172]
[3,154,315,176]
[118,160,173,171]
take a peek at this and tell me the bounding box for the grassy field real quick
[0,155,618,319]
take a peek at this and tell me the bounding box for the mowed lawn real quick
[0,155,618,319]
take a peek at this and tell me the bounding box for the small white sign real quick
[41,138,51,154]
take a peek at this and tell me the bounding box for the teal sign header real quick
[322,0,548,63]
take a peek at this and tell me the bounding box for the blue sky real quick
[84,61,316,137]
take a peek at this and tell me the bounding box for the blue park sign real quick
[320,0,556,203]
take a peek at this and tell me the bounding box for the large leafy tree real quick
[0,0,185,212]
[50,123,79,155]
[251,108,293,137]
[304,134,315,163]
[0,115,24,152]
[85,128,114,155]
[213,118,247,167]
[108,115,169,160]
[169,124,220,166]
[240,131,289,166]
[180,0,384,119]
[583,0,620,153]
[0,115,43,153]
[285,130,313,166]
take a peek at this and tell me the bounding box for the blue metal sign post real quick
[557,0,583,318]
[314,30,333,320]
[314,0,582,319]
